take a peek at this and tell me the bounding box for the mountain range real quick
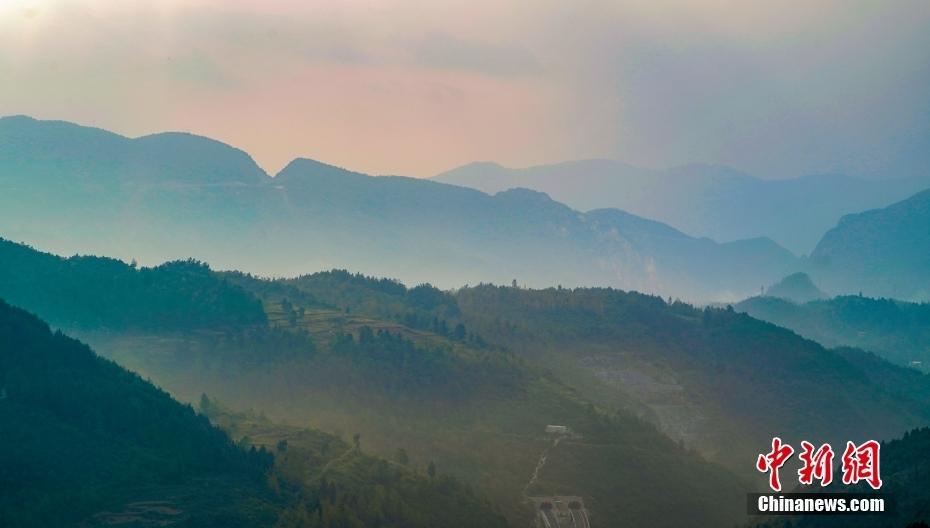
[6,115,927,301]
[4,227,930,525]
[1,115,801,302]
[7,237,928,473]
[736,293,930,370]
[807,188,930,300]
[0,238,750,527]
[435,159,930,255]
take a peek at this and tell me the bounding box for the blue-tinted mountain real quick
[435,160,929,254]
[0,116,799,301]
[763,272,827,303]
[808,188,930,300]
[736,294,930,369]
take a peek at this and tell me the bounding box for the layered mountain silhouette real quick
[0,115,799,301]
[736,294,930,369]
[763,272,827,304]
[435,159,929,255]
[0,237,750,527]
[808,189,930,300]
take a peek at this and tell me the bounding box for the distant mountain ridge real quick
[0,115,268,185]
[808,188,930,300]
[435,159,930,254]
[764,272,827,304]
[0,115,801,301]
[736,294,930,369]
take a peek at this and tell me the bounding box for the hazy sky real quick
[1,0,928,178]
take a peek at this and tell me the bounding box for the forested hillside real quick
[1,239,750,527]
[449,285,930,475]
[83,291,747,527]
[0,297,513,527]
[261,272,930,481]
[9,237,930,526]
[6,237,929,525]
[736,294,930,369]
[0,298,276,527]
[0,238,265,330]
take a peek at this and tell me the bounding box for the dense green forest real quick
[223,270,477,344]
[0,238,265,330]
[0,298,517,527]
[0,298,276,527]
[203,400,510,528]
[8,238,930,526]
[82,297,748,527]
[737,294,930,369]
[262,272,930,480]
[449,285,930,475]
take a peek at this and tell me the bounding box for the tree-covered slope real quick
[0,238,266,330]
[447,285,930,476]
[85,304,749,527]
[736,294,930,369]
[0,297,513,527]
[38,272,746,526]
[225,270,930,483]
[202,399,510,528]
[0,298,277,527]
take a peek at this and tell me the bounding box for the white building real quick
[545,425,570,435]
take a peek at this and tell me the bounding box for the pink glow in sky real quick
[1,0,928,178]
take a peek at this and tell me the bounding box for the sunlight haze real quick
[1,0,928,178]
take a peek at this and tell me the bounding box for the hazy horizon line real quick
[5,113,913,183]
